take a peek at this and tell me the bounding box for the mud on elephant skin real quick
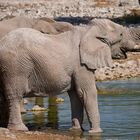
[0,26,113,133]
[89,18,140,59]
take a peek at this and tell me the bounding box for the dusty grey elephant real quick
[89,18,140,59]
[0,16,74,38]
[40,17,74,33]
[0,27,113,133]
[0,18,138,133]
[0,16,74,113]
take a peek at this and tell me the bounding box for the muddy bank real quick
[0,127,84,140]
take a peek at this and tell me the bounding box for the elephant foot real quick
[70,119,84,131]
[8,123,28,131]
[69,126,83,132]
[88,128,103,133]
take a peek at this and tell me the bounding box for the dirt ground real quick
[0,130,84,140]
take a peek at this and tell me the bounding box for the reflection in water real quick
[23,79,140,140]
[47,96,58,129]
[33,97,45,128]
[100,93,140,140]
[97,78,140,94]
[23,96,59,130]
[35,97,44,107]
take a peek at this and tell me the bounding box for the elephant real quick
[0,16,58,37]
[0,16,74,39]
[0,26,114,133]
[40,17,74,32]
[0,18,138,133]
[0,16,74,113]
[89,18,140,59]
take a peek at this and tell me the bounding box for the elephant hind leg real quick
[68,90,84,131]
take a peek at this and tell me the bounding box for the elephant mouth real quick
[111,39,122,46]
[96,36,121,47]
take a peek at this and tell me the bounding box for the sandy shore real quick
[0,128,85,140]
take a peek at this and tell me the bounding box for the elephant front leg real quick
[83,87,102,133]
[68,91,84,131]
[4,76,29,131]
[74,67,102,133]
[20,99,26,113]
[7,99,28,131]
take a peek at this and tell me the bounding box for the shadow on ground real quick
[55,14,140,26]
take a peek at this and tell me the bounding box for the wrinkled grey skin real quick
[89,19,140,59]
[0,27,113,133]
[0,16,74,38]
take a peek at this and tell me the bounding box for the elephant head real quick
[89,18,123,45]
[39,17,56,23]
[51,22,74,33]
[32,19,58,34]
[89,19,140,59]
[40,17,74,33]
[120,27,140,50]
[110,26,140,59]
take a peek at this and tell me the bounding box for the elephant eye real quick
[120,33,123,36]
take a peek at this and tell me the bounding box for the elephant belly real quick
[24,47,73,97]
[27,68,72,97]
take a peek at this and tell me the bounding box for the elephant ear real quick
[79,28,112,70]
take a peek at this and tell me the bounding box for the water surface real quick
[23,78,140,140]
